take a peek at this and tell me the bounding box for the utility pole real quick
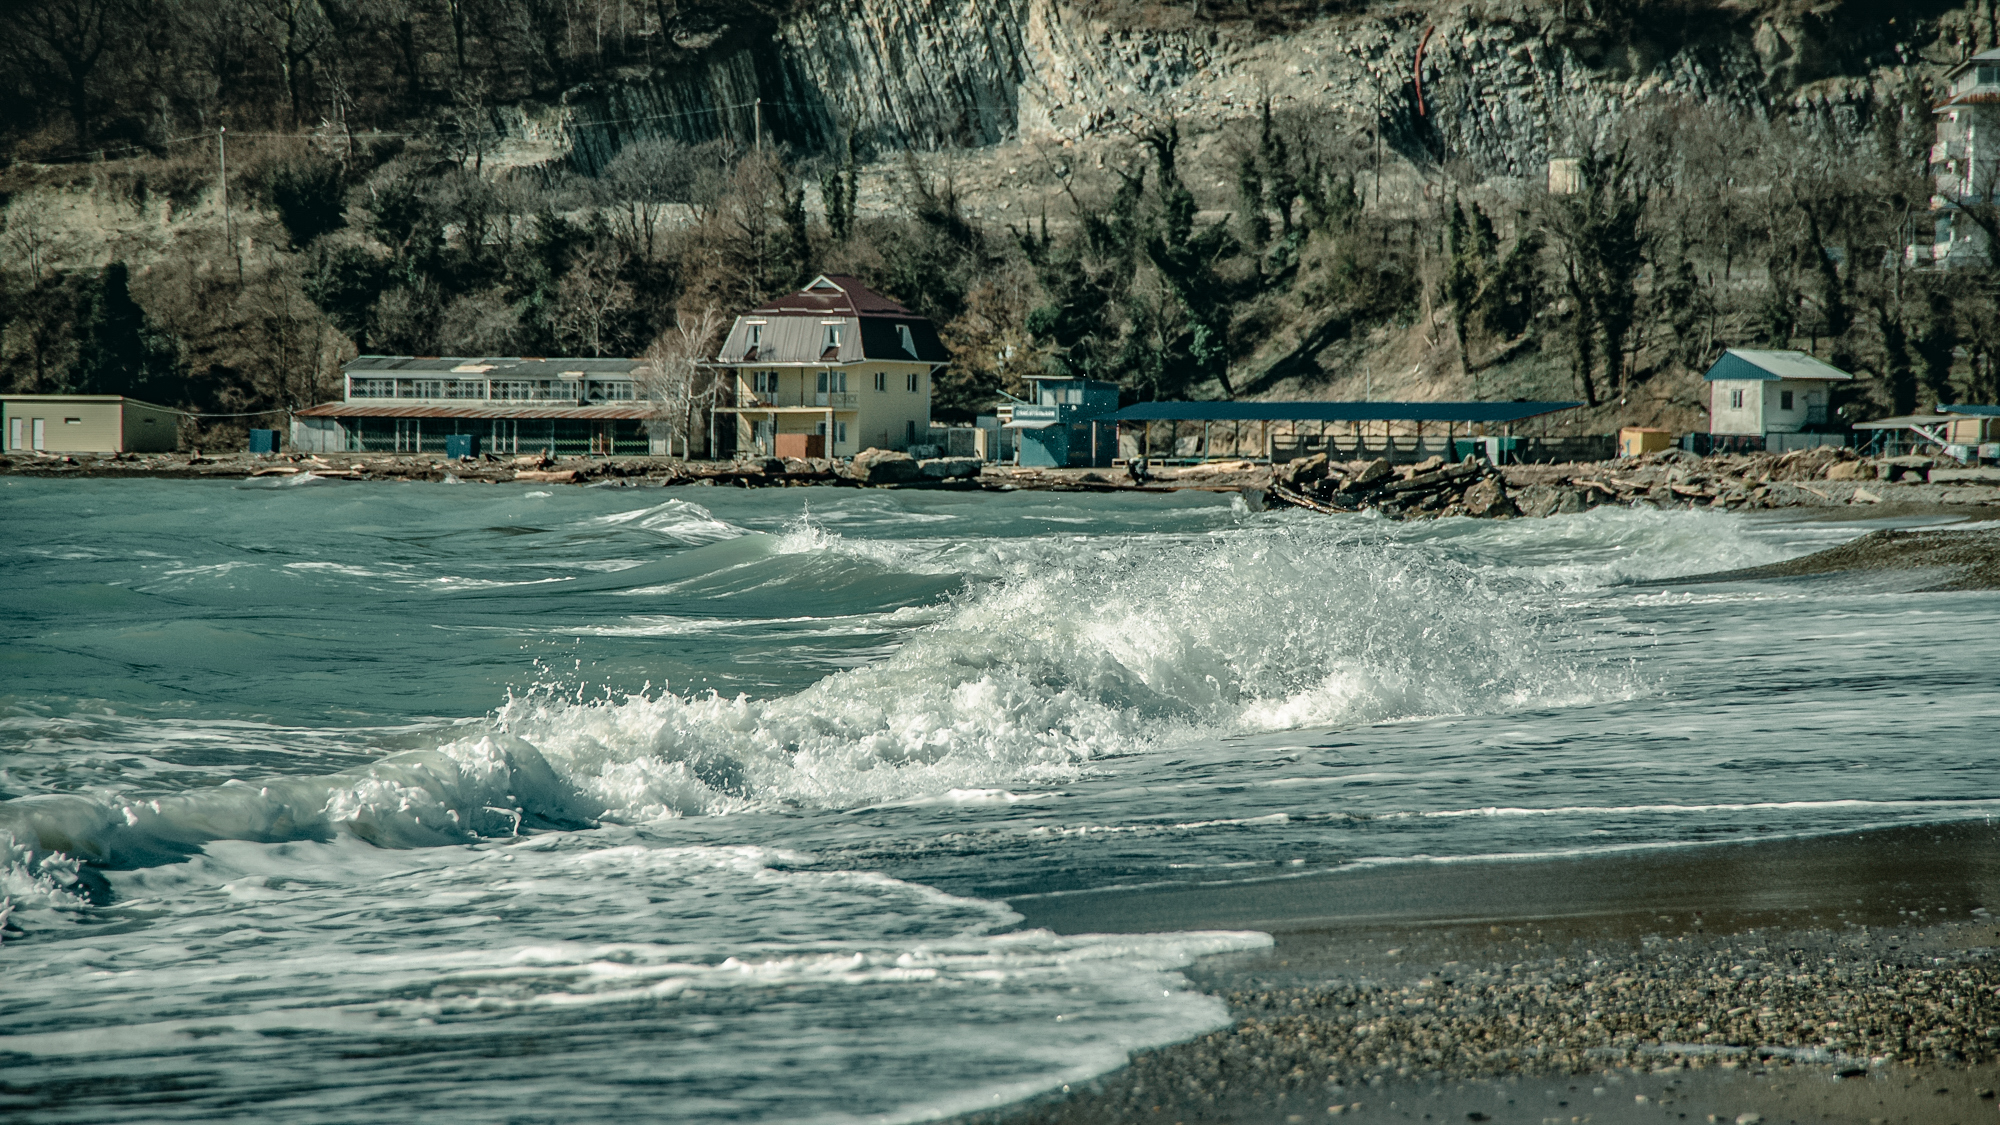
[754,98,762,153]
[218,127,242,283]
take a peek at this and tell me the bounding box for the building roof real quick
[1854,407,2000,429]
[1,394,179,411]
[1947,47,2000,79]
[1702,349,1854,382]
[715,276,950,365]
[1105,400,1580,423]
[747,275,918,318]
[341,356,644,376]
[295,403,654,420]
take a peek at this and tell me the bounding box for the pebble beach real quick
[974,824,2000,1125]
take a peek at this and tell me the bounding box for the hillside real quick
[1,0,1994,445]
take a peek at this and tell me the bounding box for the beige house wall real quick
[1707,380,1764,435]
[5,397,143,453]
[729,362,933,457]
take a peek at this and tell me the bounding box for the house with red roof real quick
[710,275,950,459]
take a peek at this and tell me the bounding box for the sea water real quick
[1,477,1995,1123]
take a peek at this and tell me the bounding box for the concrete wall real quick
[120,400,179,452]
[1708,380,1765,435]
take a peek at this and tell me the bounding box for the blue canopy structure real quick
[1103,400,1581,424]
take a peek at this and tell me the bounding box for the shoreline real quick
[3,447,1998,522]
[961,822,2000,1125]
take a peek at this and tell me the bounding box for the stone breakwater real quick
[10,442,2000,519]
[969,925,2000,1125]
[0,447,984,487]
[1265,443,2000,519]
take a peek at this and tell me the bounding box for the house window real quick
[906,372,920,392]
[823,323,843,350]
[754,371,779,394]
[1730,389,1744,409]
[874,371,887,392]
[64,417,81,424]
[817,371,847,393]
[898,324,918,356]
[748,324,763,348]
[1780,390,1795,411]
[816,421,849,444]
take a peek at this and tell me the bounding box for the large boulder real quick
[1462,475,1515,518]
[848,447,919,484]
[1276,453,1330,489]
[917,456,981,479]
[1514,483,1560,518]
[1346,458,1393,489]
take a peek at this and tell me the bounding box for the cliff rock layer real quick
[526,1,1943,178]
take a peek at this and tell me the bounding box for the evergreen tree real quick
[67,262,184,402]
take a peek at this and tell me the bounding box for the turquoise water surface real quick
[2,476,1996,1123]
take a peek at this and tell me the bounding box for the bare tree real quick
[549,245,635,355]
[1,0,118,150]
[636,304,722,457]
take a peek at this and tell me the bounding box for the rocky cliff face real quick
[544,0,1943,180]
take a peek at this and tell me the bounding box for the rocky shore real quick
[969,931,2000,1124]
[1268,444,2000,519]
[8,443,2000,520]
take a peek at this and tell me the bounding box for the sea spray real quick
[498,518,1628,818]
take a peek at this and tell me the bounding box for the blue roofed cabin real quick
[1005,375,1120,468]
[711,275,948,459]
[1704,349,1853,436]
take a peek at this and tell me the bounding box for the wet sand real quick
[1657,526,2000,591]
[962,823,2000,1125]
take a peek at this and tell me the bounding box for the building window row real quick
[348,377,639,402]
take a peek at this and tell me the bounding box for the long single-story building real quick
[2,395,179,454]
[293,357,660,456]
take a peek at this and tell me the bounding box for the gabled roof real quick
[1702,349,1854,382]
[716,276,949,365]
[747,275,919,318]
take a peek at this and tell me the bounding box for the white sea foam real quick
[0,834,1268,1123]
[0,518,1631,864]
[580,498,746,545]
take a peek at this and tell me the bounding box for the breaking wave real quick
[0,518,1628,876]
